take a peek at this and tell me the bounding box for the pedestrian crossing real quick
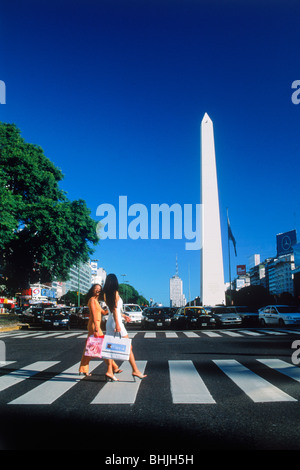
[1,328,300,340]
[0,358,299,406]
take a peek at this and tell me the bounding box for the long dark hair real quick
[102,274,119,312]
[85,284,101,304]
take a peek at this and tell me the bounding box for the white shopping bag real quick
[101,334,131,361]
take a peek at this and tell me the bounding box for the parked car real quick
[123,304,143,325]
[171,306,216,330]
[232,306,259,326]
[68,306,90,328]
[204,306,242,328]
[21,306,48,326]
[141,307,175,329]
[42,308,71,330]
[259,305,300,327]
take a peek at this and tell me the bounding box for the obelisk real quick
[201,113,225,306]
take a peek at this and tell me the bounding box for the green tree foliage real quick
[227,285,275,308]
[60,290,85,306]
[119,283,148,306]
[0,122,99,294]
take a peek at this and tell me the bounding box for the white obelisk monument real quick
[201,113,225,306]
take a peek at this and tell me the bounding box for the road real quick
[0,326,300,453]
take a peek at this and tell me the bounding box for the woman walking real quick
[79,284,121,379]
[102,274,147,381]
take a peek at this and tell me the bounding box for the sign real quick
[276,230,297,257]
[237,265,246,276]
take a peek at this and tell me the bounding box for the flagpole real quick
[227,208,232,305]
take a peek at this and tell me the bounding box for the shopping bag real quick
[84,335,104,358]
[101,334,131,361]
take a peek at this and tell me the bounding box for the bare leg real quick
[124,337,147,378]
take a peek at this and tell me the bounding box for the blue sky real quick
[1,0,300,305]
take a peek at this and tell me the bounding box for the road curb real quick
[0,323,29,332]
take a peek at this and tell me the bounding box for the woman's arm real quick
[112,292,121,333]
[90,298,101,337]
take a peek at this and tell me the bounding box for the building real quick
[61,261,92,296]
[268,253,295,297]
[170,274,186,307]
[169,257,186,307]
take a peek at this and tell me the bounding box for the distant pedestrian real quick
[79,284,122,379]
[102,274,147,381]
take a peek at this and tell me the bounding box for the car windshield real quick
[125,305,142,312]
[213,308,236,314]
[144,308,172,316]
[277,306,300,314]
[185,308,205,315]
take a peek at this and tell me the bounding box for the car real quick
[21,306,45,325]
[204,306,242,328]
[123,304,143,324]
[259,305,300,327]
[69,306,90,328]
[42,308,71,330]
[171,306,216,330]
[141,307,175,329]
[232,306,259,326]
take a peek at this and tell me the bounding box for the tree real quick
[0,122,99,294]
[60,291,85,306]
[119,283,148,306]
[227,285,275,308]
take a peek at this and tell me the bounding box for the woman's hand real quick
[115,322,121,333]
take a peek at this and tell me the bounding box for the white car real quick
[123,304,143,324]
[259,305,300,327]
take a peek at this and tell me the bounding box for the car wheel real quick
[278,318,285,328]
[260,318,266,327]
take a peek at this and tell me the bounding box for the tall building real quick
[268,253,295,297]
[61,261,92,296]
[200,113,225,306]
[169,257,186,307]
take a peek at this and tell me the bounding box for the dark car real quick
[42,308,71,330]
[21,307,45,326]
[141,307,175,329]
[171,306,216,330]
[232,306,259,326]
[68,306,90,328]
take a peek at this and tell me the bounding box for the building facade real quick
[170,274,186,308]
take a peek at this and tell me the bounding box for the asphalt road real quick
[1,326,300,454]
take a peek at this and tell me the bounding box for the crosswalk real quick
[1,327,300,340]
[1,357,299,406]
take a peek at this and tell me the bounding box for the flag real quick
[227,211,237,256]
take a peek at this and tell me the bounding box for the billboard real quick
[237,265,246,276]
[276,230,297,257]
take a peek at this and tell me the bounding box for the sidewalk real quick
[0,314,28,332]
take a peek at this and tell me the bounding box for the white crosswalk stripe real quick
[213,359,296,402]
[9,361,101,405]
[91,360,147,404]
[0,361,59,392]
[169,360,215,404]
[1,328,300,340]
[1,358,299,406]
